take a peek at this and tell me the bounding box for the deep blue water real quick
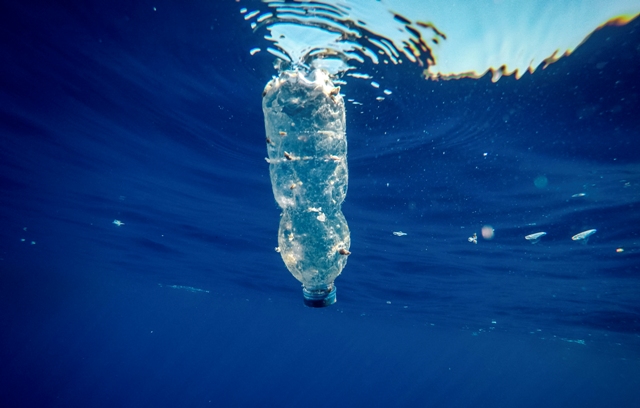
[1,1,640,406]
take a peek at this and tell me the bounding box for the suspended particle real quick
[347,73,372,79]
[383,89,392,95]
[534,175,548,188]
[113,219,125,226]
[256,12,273,23]
[249,48,261,56]
[481,225,494,240]
[244,10,260,20]
[571,229,596,244]
[616,248,624,253]
[393,231,407,236]
[376,96,385,101]
[370,81,380,88]
[525,231,546,244]
[571,193,587,198]
[468,233,478,244]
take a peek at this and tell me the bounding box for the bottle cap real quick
[302,286,336,308]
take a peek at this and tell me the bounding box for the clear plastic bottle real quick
[262,67,350,307]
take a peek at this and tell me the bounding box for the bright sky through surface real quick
[250,0,640,81]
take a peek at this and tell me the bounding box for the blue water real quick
[1,1,639,406]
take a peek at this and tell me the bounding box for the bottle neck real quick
[302,285,336,308]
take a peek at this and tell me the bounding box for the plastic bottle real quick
[262,67,350,307]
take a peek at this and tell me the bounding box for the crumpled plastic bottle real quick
[262,67,350,307]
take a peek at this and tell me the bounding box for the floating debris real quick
[571,193,587,198]
[243,10,260,20]
[347,73,372,79]
[534,175,548,188]
[113,219,125,226]
[158,283,209,294]
[393,231,407,236]
[616,248,624,253]
[468,232,478,244]
[525,232,547,244]
[249,47,261,55]
[571,229,596,244]
[559,338,586,345]
[481,225,494,240]
[256,12,273,23]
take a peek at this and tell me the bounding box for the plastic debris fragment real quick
[525,232,547,244]
[572,229,596,244]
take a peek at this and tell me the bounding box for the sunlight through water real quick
[243,0,639,81]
